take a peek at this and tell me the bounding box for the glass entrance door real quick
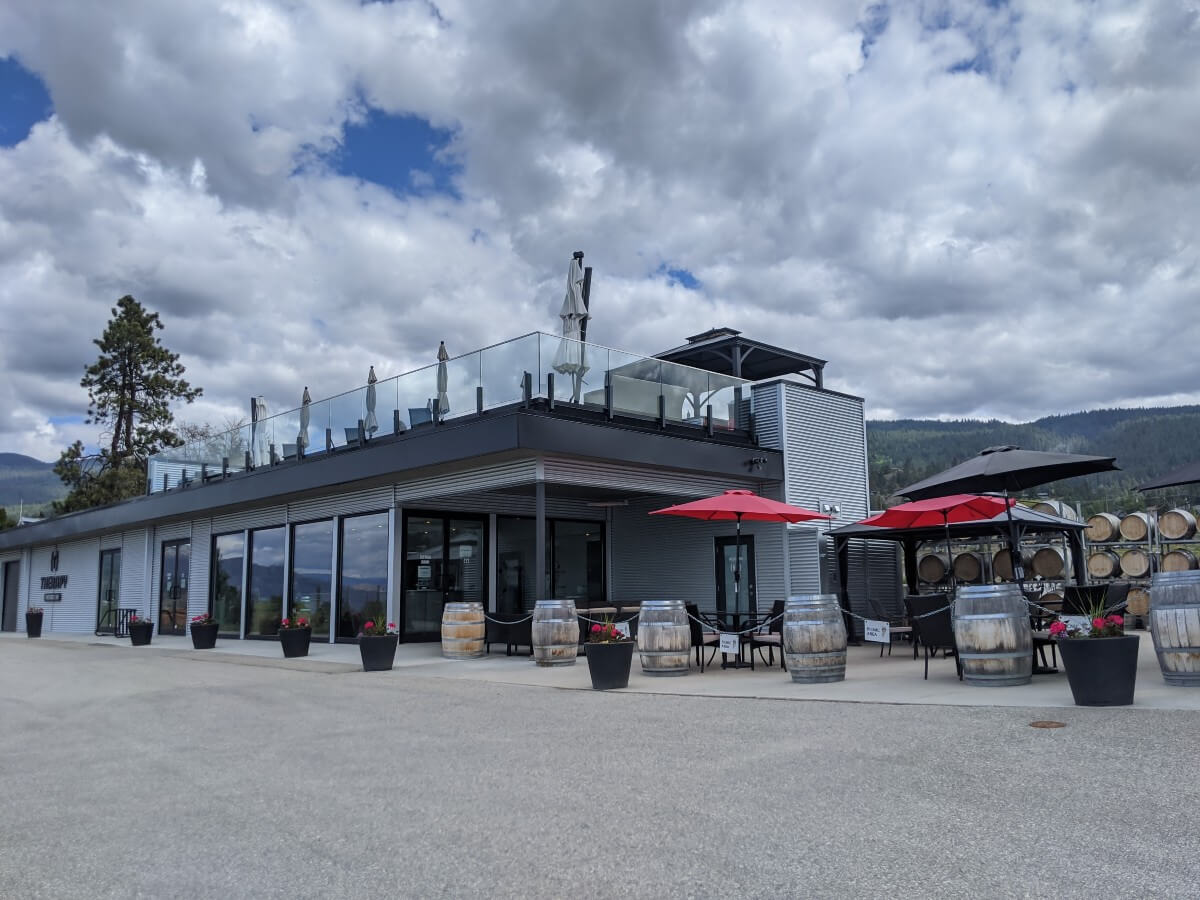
[715,535,756,624]
[159,540,190,635]
[96,549,122,634]
[1,561,18,632]
[402,514,485,641]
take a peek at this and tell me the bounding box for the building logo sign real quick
[50,550,59,572]
[41,575,68,590]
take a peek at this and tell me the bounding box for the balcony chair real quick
[749,599,786,669]
[904,594,961,681]
[685,603,720,672]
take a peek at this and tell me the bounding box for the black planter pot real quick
[359,634,398,671]
[1058,634,1140,707]
[25,611,43,638]
[278,627,312,658]
[190,622,218,650]
[586,640,635,690]
[129,621,154,647]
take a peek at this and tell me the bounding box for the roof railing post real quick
[733,386,743,430]
[706,405,713,437]
[393,409,401,435]
[270,443,277,465]
[244,450,252,471]
[476,385,484,415]
[222,457,229,478]
[547,373,555,411]
[325,428,333,452]
[522,372,532,407]
[749,412,757,446]
[357,419,366,444]
[200,463,207,482]
[162,473,168,492]
[658,394,666,429]
[604,372,613,421]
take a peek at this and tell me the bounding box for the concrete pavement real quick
[1,636,1199,899]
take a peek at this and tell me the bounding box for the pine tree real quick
[54,296,201,512]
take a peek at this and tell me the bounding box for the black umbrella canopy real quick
[897,445,1120,500]
[1138,460,1200,492]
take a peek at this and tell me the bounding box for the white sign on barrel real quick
[863,620,890,644]
[719,632,740,655]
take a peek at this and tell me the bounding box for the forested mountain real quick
[867,406,1200,516]
[0,453,67,511]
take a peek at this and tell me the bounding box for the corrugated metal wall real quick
[211,506,286,534]
[395,460,537,501]
[29,538,101,634]
[609,495,786,614]
[781,383,869,519]
[188,519,212,621]
[543,457,760,497]
[787,528,822,593]
[288,487,394,521]
[121,530,149,616]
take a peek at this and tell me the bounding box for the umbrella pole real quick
[734,513,742,617]
[943,513,956,596]
[1003,488,1025,591]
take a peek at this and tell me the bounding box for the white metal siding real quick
[787,528,823,593]
[211,506,286,533]
[395,460,538,501]
[780,383,869,521]
[189,519,212,621]
[120,530,149,613]
[750,382,783,450]
[288,487,394,522]
[29,538,101,634]
[543,457,760,497]
[100,532,122,550]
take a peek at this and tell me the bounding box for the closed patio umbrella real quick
[251,396,269,466]
[297,387,311,454]
[364,367,378,435]
[552,254,590,403]
[650,490,829,622]
[898,446,1119,584]
[435,341,449,419]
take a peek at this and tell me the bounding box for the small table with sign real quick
[711,611,765,669]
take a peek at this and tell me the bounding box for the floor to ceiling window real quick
[338,511,389,639]
[247,526,285,636]
[212,533,245,637]
[495,517,605,611]
[291,520,333,640]
[96,549,121,634]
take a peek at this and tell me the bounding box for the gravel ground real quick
[2,640,1198,899]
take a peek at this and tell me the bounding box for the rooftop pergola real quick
[655,327,827,387]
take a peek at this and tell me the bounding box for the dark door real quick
[402,514,485,641]
[1,561,18,632]
[159,540,191,635]
[715,535,756,622]
[96,549,122,634]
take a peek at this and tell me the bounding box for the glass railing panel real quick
[395,362,439,428]
[606,348,662,420]
[702,373,746,431]
[481,332,540,409]
[658,358,715,425]
[325,386,366,449]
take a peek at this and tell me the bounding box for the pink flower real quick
[297,617,308,627]
[1107,614,1123,626]
[387,623,396,630]
[364,621,375,630]
[1092,617,1106,630]
[280,618,290,628]
[1048,621,1067,636]
[591,624,602,633]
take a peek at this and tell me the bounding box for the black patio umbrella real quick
[1138,460,1200,492]
[897,445,1119,584]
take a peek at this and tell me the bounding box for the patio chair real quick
[904,594,961,681]
[865,594,915,658]
[343,426,363,447]
[485,611,533,656]
[408,406,433,427]
[685,603,720,672]
[749,599,785,669]
[1104,581,1130,615]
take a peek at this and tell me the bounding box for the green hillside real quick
[867,406,1200,515]
[0,452,68,512]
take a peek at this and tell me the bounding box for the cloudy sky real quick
[1,0,1198,461]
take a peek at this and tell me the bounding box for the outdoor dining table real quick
[708,611,768,669]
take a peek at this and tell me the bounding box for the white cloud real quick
[0,0,1198,462]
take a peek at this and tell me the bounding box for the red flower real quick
[1106,614,1123,626]
[364,621,375,630]
[297,617,308,627]
[1091,617,1106,630]
[387,623,396,630]
[281,618,290,628]
[1048,621,1067,636]
[591,624,602,633]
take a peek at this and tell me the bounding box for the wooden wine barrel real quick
[441,601,485,659]
[782,594,847,683]
[1040,590,1064,611]
[1162,549,1199,572]
[1119,511,1155,542]
[1159,509,1198,541]
[992,548,1033,581]
[952,584,1032,686]
[1086,512,1121,543]
[1087,550,1123,579]
[1127,586,1151,616]
[1032,499,1078,521]
[532,599,579,667]
[953,551,984,584]
[917,552,949,583]
[636,600,690,677]
[1032,545,1071,579]
[1120,548,1156,578]
[1150,571,1200,685]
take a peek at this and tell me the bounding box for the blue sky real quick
[0,57,51,147]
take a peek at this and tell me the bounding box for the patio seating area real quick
[11,628,1198,710]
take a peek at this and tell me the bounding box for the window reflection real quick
[248,527,285,636]
[339,512,389,639]
[291,520,333,639]
[212,533,244,636]
[495,517,605,610]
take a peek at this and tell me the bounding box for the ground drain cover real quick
[1029,720,1066,729]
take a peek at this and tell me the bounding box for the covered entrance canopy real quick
[829,504,1089,612]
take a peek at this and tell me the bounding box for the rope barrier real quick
[482,613,533,625]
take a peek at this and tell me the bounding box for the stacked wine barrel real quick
[1085,509,1200,600]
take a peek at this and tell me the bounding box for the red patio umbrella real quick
[650,490,829,614]
[857,494,1015,588]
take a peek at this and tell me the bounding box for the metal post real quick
[357,419,366,444]
[476,385,484,414]
[222,457,229,478]
[604,373,613,421]
[547,373,555,411]
[325,428,333,452]
[162,473,168,492]
[200,464,207,481]
[535,480,547,603]
[244,450,252,471]
[394,409,401,434]
[269,444,277,465]
[733,386,743,429]
[522,372,532,406]
[706,404,713,436]
[658,394,666,428]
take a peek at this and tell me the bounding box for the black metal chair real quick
[485,612,533,656]
[866,594,915,658]
[904,594,961,681]
[749,600,785,669]
[685,603,719,672]
[1104,581,1130,615]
